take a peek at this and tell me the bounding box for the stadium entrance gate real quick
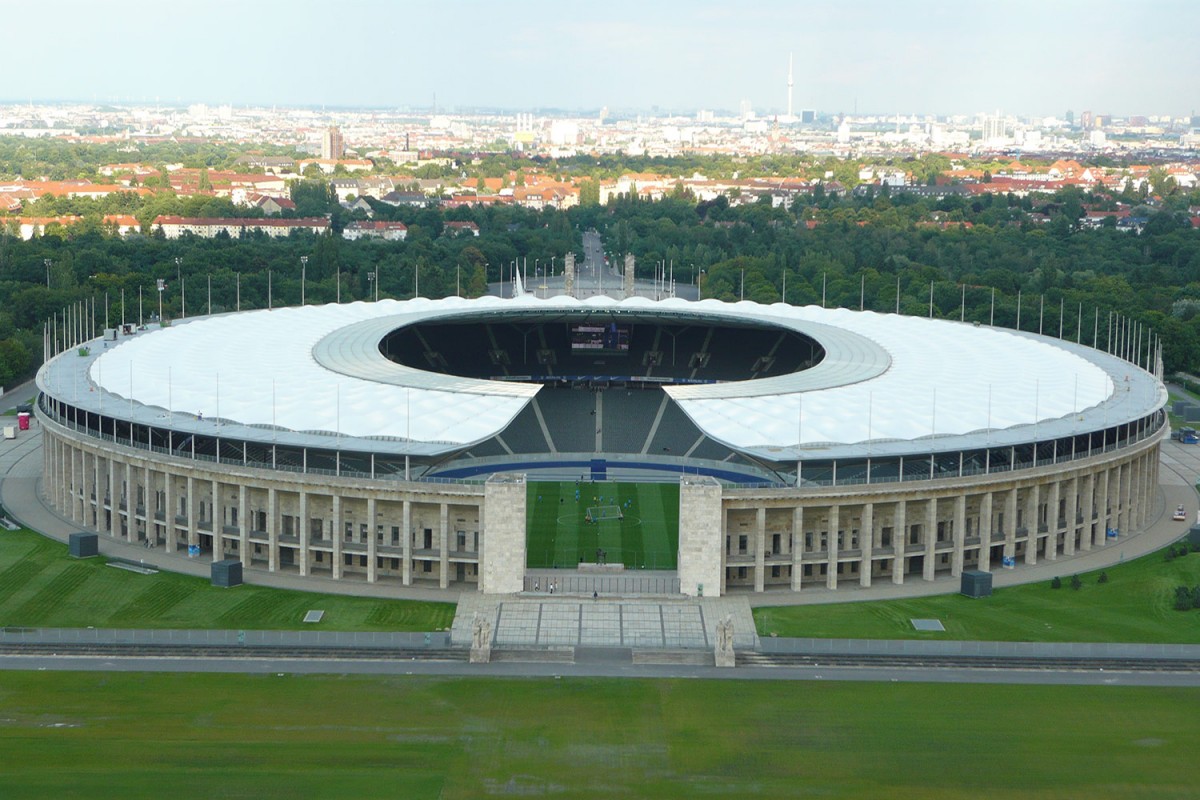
[523,568,681,596]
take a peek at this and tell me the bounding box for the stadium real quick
[35,285,1167,597]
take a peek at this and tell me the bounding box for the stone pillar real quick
[1025,483,1040,564]
[1097,468,1112,547]
[185,475,198,548]
[80,451,93,528]
[367,496,378,583]
[892,500,906,585]
[754,507,766,592]
[951,495,966,577]
[402,499,412,586]
[1046,480,1061,561]
[439,503,450,589]
[623,254,635,299]
[68,447,79,523]
[298,490,309,577]
[859,502,874,587]
[164,470,175,551]
[331,494,343,579]
[481,474,527,595]
[791,506,804,591]
[827,504,840,589]
[923,497,937,581]
[238,484,249,567]
[211,478,221,561]
[1004,488,1018,561]
[563,252,575,296]
[125,462,136,542]
[977,492,992,572]
[267,487,278,572]
[1080,474,1095,552]
[1064,477,1079,556]
[107,457,118,539]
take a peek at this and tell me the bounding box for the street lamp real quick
[367,271,376,302]
[43,258,51,289]
[698,269,706,300]
[300,255,308,305]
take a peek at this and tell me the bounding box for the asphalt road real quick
[2,653,1198,687]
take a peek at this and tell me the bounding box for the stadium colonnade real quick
[35,294,1167,597]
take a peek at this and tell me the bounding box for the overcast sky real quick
[5,0,1198,117]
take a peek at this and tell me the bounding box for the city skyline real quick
[5,0,1200,117]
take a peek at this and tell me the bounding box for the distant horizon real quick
[6,0,1200,118]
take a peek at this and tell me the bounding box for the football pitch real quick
[526,481,679,570]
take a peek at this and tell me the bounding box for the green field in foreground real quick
[526,480,679,569]
[0,672,1197,799]
[0,528,454,631]
[755,545,1200,642]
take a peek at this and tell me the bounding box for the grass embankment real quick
[0,673,1196,799]
[0,528,454,631]
[526,480,679,569]
[755,545,1200,642]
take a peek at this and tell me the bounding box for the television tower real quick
[786,52,794,119]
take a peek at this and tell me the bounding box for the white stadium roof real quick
[58,294,1163,460]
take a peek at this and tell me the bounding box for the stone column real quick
[1046,480,1061,561]
[1004,488,1018,561]
[677,476,722,597]
[185,475,198,548]
[107,457,118,538]
[623,254,635,298]
[827,504,840,589]
[80,451,93,528]
[1128,455,1142,530]
[923,497,937,581]
[563,252,575,296]
[124,462,135,544]
[977,492,992,572]
[402,499,412,586]
[331,494,343,579]
[1064,477,1079,556]
[211,478,221,561]
[892,500,906,585]
[859,502,874,587]
[68,447,79,523]
[480,474,528,595]
[298,490,309,577]
[238,484,249,567]
[1117,463,1132,534]
[439,503,450,589]
[162,470,174,551]
[951,495,966,577]
[1080,474,1095,552]
[754,507,766,592]
[791,506,804,591]
[266,487,278,572]
[1096,467,1111,547]
[366,496,378,583]
[1025,483,1040,564]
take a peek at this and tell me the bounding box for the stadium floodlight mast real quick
[300,255,308,305]
[44,258,51,288]
[175,257,185,319]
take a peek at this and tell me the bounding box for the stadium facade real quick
[36,293,1166,597]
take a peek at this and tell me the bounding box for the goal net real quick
[585,505,624,522]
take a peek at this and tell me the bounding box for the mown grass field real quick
[526,480,679,569]
[0,528,454,631]
[755,545,1200,642]
[0,672,1197,799]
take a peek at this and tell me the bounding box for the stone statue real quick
[715,613,735,667]
[471,612,492,650]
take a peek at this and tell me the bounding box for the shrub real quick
[1175,586,1193,611]
[1097,571,1108,584]
[1070,575,1083,590]
[1193,586,1200,610]
[1051,576,1062,589]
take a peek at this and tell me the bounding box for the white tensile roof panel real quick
[88,300,538,444]
[85,296,1125,451]
[667,304,1114,448]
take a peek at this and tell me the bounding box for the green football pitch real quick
[526,481,679,570]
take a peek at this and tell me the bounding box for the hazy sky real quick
[6,0,1198,116]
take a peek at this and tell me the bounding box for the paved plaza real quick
[452,594,758,651]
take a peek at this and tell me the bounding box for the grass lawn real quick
[526,480,679,570]
[755,545,1200,642]
[0,672,1197,799]
[0,528,454,631]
